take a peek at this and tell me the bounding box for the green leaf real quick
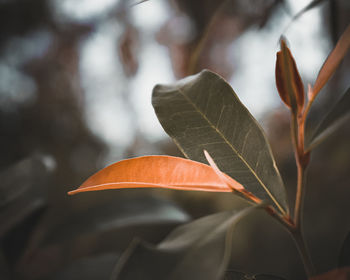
[152,70,288,214]
[17,195,189,279]
[307,87,350,150]
[52,254,119,280]
[0,155,51,207]
[112,206,258,280]
[0,156,50,238]
[339,231,350,268]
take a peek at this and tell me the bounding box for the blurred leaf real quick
[152,70,288,214]
[0,250,10,280]
[118,25,139,77]
[52,254,119,280]
[339,231,350,268]
[275,38,304,112]
[16,195,189,280]
[131,0,149,6]
[255,276,285,280]
[310,266,350,280]
[307,87,350,150]
[1,204,46,266]
[112,206,258,280]
[311,25,350,98]
[224,270,285,279]
[0,194,46,239]
[0,156,51,238]
[291,0,329,22]
[0,155,52,207]
[68,155,233,195]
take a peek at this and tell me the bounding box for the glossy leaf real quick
[112,206,257,280]
[275,39,305,112]
[311,25,350,98]
[307,87,350,150]
[68,155,233,195]
[152,70,288,214]
[339,231,350,268]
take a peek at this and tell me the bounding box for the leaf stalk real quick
[288,88,316,276]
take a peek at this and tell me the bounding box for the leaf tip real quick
[279,35,288,45]
[203,150,245,192]
[67,188,80,195]
[307,83,313,101]
[203,150,220,172]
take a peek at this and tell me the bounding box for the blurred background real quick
[0,0,349,279]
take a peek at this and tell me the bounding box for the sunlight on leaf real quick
[68,155,233,195]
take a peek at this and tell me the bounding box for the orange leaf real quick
[311,24,350,99]
[275,39,305,112]
[68,155,233,195]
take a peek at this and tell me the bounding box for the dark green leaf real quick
[112,206,258,280]
[307,87,350,150]
[0,155,52,207]
[339,232,350,268]
[224,270,285,280]
[0,156,50,238]
[52,254,119,280]
[0,250,10,280]
[16,195,189,280]
[0,193,46,239]
[152,70,288,214]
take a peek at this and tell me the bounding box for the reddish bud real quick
[275,39,305,113]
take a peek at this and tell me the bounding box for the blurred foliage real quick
[0,0,349,279]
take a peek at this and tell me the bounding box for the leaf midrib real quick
[175,85,286,215]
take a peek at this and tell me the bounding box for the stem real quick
[291,228,316,276]
[280,97,316,276]
[294,160,305,228]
